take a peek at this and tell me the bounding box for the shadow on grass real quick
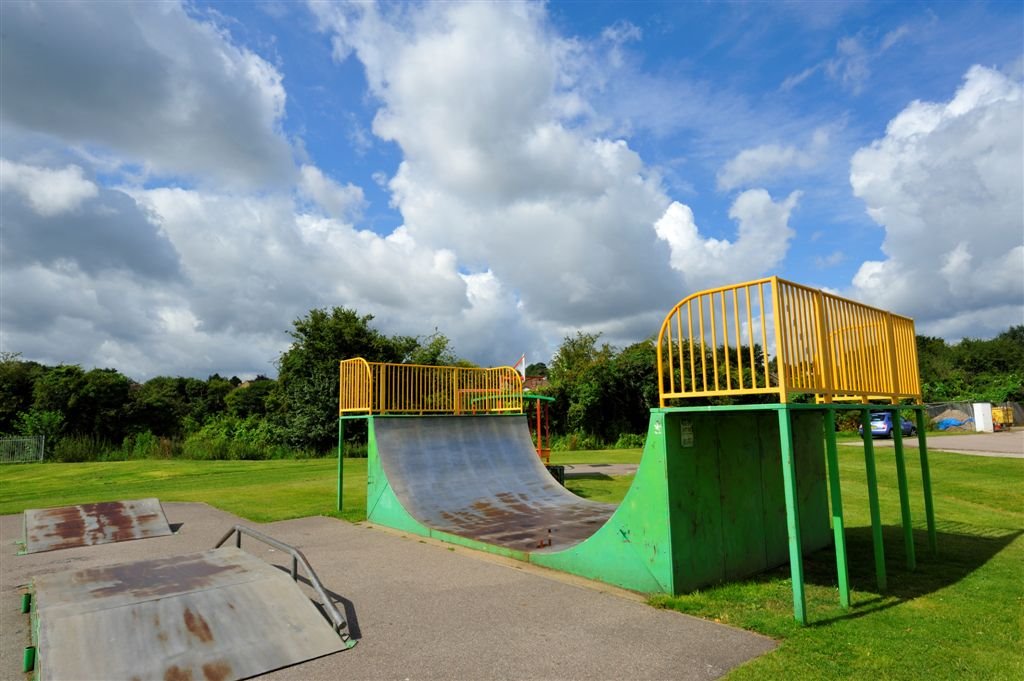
[564,472,614,481]
[792,522,1021,626]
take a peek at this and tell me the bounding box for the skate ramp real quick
[372,415,615,552]
[22,498,172,554]
[32,546,350,680]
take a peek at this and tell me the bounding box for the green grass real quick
[651,445,1024,680]
[1,443,1021,679]
[0,458,369,524]
[549,448,643,465]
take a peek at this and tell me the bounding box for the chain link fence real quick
[0,436,45,463]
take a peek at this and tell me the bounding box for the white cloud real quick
[311,1,685,330]
[717,128,830,190]
[849,65,1024,337]
[0,1,292,188]
[814,250,846,269]
[0,159,97,216]
[783,24,913,95]
[298,164,366,220]
[654,189,801,289]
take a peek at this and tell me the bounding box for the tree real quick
[79,368,133,442]
[32,365,87,434]
[0,354,47,434]
[129,376,189,437]
[16,409,64,440]
[274,307,419,450]
[225,378,275,418]
[407,332,458,366]
[548,332,611,386]
[525,362,548,377]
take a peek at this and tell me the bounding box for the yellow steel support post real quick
[812,290,834,403]
[884,314,900,397]
[770,277,790,402]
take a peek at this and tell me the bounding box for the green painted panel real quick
[792,411,831,553]
[532,412,675,593]
[717,412,770,578]
[365,408,831,598]
[667,412,727,591]
[758,413,790,567]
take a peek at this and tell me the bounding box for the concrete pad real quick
[2,503,776,680]
[858,431,1024,458]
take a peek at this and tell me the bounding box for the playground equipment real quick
[338,276,935,625]
[24,520,353,680]
[20,498,172,554]
[523,393,554,463]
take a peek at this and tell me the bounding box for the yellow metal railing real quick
[656,276,921,405]
[339,359,523,415]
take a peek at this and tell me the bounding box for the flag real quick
[513,353,526,380]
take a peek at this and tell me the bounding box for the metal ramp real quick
[21,498,173,554]
[30,526,354,681]
[372,415,616,552]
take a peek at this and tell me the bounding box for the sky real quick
[1,0,1022,380]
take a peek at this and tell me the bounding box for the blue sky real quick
[1,1,1021,379]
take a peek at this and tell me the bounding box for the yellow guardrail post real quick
[770,277,790,403]
[655,276,921,406]
[812,289,834,403]
[884,313,900,404]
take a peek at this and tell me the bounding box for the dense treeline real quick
[0,308,463,461]
[2,310,1021,461]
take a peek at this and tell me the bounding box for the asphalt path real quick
[1,502,776,680]
[855,430,1024,458]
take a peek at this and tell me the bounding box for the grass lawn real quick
[0,458,369,524]
[654,445,1024,680]
[1,443,1021,679]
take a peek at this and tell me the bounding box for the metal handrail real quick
[339,359,524,415]
[215,525,354,646]
[657,276,922,405]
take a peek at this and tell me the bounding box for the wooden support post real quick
[891,410,916,570]
[823,409,850,608]
[778,407,807,624]
[861,408,887,591]
[915,408,938,555]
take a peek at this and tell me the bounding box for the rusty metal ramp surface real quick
[374,415,616,552]
[33,546,349,681]
[22,498,173,554]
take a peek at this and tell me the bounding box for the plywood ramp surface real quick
[34,547,348,681]
[23,498,173,554]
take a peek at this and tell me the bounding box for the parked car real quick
[859,411,916,438]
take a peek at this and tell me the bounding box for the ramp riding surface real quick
[368,411,831,595]
[22,498,173,554]
[372,415,615,552]
[32,546,349,681]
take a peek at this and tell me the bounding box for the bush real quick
[182,414,293,460]
[51,435,116,462]
[613,432,645,449]
[551,431,605,451]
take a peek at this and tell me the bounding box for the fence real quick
[339,360,523,415]
[0,436,45,464]
[657,276,922,405]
